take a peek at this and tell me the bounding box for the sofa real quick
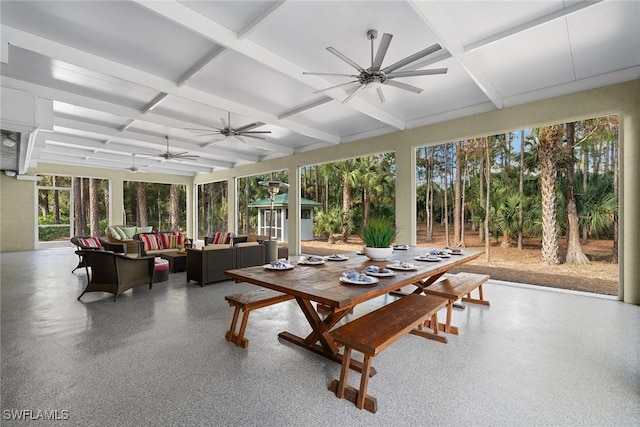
[186,242,266,286]
[105,225,153,254]
[133,231,191,257]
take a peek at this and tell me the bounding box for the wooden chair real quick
[76,250,154,302]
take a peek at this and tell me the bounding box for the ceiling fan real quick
[126,153,146,173]
[156,135,199,161]
[185,112,271,147]
[304,29,447,104]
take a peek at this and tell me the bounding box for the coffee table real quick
[160,252,187,272]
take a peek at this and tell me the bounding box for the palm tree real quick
[536,125,562,264]
[564,122,590,264]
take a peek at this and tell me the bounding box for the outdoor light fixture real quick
[258,180,289,262]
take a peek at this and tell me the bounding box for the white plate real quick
[326,255,348,261]
[363,269,395,277]
[438,253,451,258]
[393,244,409,250]
[386,263,418,271]
[450,250,463,255]
[263,264,294,270]
[415,256,440,262]
[340,276,379,285]
[298,259,325,265]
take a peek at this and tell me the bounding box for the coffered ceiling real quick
[1,1,638,176]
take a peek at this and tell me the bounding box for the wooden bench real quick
[423,272,490,335]
[328,293,449,413]
[225,288,294,348]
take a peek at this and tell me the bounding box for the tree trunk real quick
[581,145,589,242]
[137,182,148,227]
[170,184,179,231]
[443,144,450,247]
[89,178,100,236]
[52,176,60,224]
[564,122,590,264]
[73,177,82,235]
[453,141,462,246]
[426,147,433,241]
[478,143,485,244]
[538,126,561,264]
[484,138,491,262]
[341,176,352,241]
[314,165,319,203]
[612,126,619,264]
[518,130,524,250]
[244,178,250,235]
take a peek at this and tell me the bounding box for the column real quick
[395,145,417,245]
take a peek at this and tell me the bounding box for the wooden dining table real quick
[225,247,482,373]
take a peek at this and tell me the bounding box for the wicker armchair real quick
[70,236,126,273]
[76,250,154,302]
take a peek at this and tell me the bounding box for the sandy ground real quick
[300,226,619,296]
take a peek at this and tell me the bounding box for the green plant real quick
[360,217,397,248]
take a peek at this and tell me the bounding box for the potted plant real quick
[360,217,397,261]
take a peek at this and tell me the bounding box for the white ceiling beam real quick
[38,151,210,176]
[464,0,604,52]
[175,46,225,87]
[2,25,341,144]
[408,1,503,109]
[278,97,333,120]
[42,141,220,172]
[237,1,286,39]
[133,0,405,131]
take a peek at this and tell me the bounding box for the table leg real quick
[277,297,377,376]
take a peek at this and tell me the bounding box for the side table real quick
[160,252,187,272]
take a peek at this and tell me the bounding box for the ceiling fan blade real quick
[240,130,271,134]
[376,86,386,104]
[384,79,424,94]
[239,134,266,140]
[381,43,442,74]
[386,68,448,78]
[371,33,393,71]
[342,83,367,104]
[303,72,359,78]
[234,122,265,132]
[326,47,365,72]
[313,80,359,94]
[184,127,223,132]
[233,135,249,144]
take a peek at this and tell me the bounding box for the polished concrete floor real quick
[1,247,639,426]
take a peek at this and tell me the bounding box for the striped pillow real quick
[80,237,102,248]
[213,232,232,244]
[140,234,162,251]
[159,232,173,249]
[173,232,185,247]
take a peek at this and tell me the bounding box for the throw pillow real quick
[159,232,173,249]
[80,237,102,248]
[173,232,186,247]
[137,226,153,233]
[114,227,128,240]
[140,234,162,251]
[122,226,137,239]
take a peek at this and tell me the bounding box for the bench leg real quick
[225,306,250,348]
[357,354,372,410]
[336,347,351,398]
[328,348,379,413]
[461,284,491,306]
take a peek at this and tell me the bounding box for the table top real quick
[159,251,187,259]
[226,247,481,309]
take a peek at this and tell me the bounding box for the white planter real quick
[364,246,393,261]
